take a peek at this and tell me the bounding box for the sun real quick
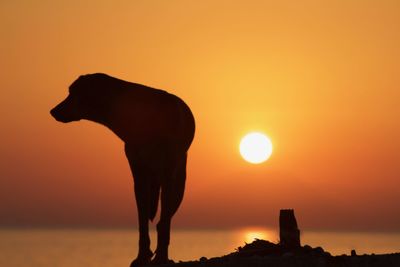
[239,132,273,164]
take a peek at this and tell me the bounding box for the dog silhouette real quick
[51,73,195,266]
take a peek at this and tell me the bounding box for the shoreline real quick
[168,253,400,267]
[163,239,400,267]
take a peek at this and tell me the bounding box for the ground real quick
[160,239,400,267]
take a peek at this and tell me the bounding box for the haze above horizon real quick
[0,0,399,231]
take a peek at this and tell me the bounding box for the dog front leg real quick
[125,146,153,267]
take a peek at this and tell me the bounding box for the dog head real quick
[50,73,113,123]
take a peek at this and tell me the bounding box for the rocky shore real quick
[164,239,400,267]
[161,210,399,267]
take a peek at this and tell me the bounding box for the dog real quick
[51,73,195,266]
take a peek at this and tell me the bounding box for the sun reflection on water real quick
[240,228,278,244]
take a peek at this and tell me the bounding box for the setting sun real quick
[241,228,276,244]
[239,132,273,164]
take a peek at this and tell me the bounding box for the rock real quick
[279,209,301,248]
[303,244,313,253]
[199,257,207,262]
[314,246,325,255]
[282,252,294,258]
[323,252,332,257]
[304,244,312,250]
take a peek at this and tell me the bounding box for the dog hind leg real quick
[149,178,161,222]
[152,153,187,265]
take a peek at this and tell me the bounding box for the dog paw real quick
[130,250,153,267]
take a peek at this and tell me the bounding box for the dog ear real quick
[69,75,87,93]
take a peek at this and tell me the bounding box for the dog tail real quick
[149,181,160,221]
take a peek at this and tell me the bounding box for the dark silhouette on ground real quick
[279,209,300,248]
[164,239,400,267]
[160,210,400,267]
[50,73,195,266]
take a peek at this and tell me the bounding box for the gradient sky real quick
[1,0,399,231]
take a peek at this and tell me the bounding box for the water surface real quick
[1,228,399,267]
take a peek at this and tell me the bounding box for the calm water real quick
[1,228,399,267]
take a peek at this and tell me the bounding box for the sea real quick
[1,228,399,267]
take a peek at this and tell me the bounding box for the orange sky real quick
[0,0,399,231]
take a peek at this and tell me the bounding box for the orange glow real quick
[0,1,399,231]
[239,228,278,244]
